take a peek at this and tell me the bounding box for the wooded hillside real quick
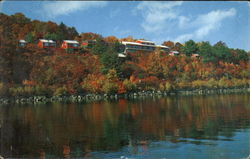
[0,13,249,97]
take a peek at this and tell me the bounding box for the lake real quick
[0,94,249,159]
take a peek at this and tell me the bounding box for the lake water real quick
[0,94,249,159]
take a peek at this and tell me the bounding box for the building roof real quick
[121,41,156,46]
[118,53,127,58]
[170,51,179,53]
[19,40,27,43]
[156,45,169,49]
[63,40,79,44]
[136,39,155,43]
[39,39,56,43]
[121,41,142,45]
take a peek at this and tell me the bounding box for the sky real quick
[1,1,250,51]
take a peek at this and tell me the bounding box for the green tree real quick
[25,32,34,43]
[67,26,78,39]
[44,33,59,41]
[213,41,233,63]
[11,13,31,25]
[235,49,249,63]
[199,41,216,63]
[181,40,198,56]
[100,42,125,78]
[91,38,108,55]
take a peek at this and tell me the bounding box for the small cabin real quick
[61,40,80,49]
[19,40,27,47]
[38,39,56,48]
[169,51,179,56]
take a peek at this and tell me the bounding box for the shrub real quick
[9,86,36,97]
[81,74,105,93]
[177,81,191,89]
[123,79,137,92]
[102,81,118,95]
[53,86,68,96]
[0,82,9,97]
[191,80,206,89]
[165,81,175,92]
[136,76,159,91]
[231,78,249,88]
[218,77,232,88]
[159,83,165,92]
[35,85,52,96]
[205,78,218,89]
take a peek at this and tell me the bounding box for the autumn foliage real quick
[0,13,249,97]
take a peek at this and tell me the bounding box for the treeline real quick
[0,13,249,97]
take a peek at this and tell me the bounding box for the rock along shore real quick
[0,87,249,105]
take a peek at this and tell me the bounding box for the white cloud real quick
[174,34,193,43]
[136,2,237,43]
[174,8,236,42]
[42,1,107,18]
[136,1,183,33]
[178,16,190,29]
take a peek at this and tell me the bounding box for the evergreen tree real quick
[25,32,34,43]
[213,41,233,63]
[181,40,198,56]
[235,49,249,63]
[91,38,108,55]
[44,33,59,41]
[199,41,216,63]
[100,42,125,78]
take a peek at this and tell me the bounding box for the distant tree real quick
[147,50,164,78]
[11,13,31,25]
[44,33,59,41]
[100,42,123,75]
[213,41,233,63]
[56,22,78,40]
[79,32,102,41]
[162,41,175,50]
[91,38,108,55]
[173,42,183,52]
[235,49,249,63]
[198,41,216,63]
[181,40,198,56]
[120,36,135,42]
[25,32,34,43]
[67,26,78,39]
[199,41,212,56]
[46,21,58,33]
[104,36,119,43]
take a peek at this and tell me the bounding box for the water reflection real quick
[0,94,249,158]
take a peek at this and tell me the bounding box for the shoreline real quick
[0,87,249,105]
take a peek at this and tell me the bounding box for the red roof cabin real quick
[38,39,56,48]
[61,40,80,49]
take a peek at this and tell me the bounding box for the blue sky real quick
[1,1,250,51]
